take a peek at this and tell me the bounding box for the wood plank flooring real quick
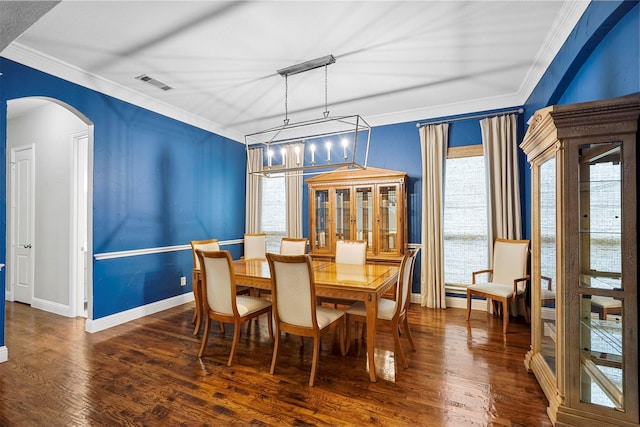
[0,301,552,426]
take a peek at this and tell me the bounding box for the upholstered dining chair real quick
[335,240,367,265]
[244,233,267,260]
[196,249,273,366]
[345,249,418,368]
[466,238,530,334]
[279,237,308,255]
[320,240,368,308]
[266,253,346,386]
[190,238,220,335]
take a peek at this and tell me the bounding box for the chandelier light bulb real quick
[341,138,348,159]
[325,141,332,162]
[310,144,316,164]
[267,148,273,168]
[294,145,301,165]
[280,147,286,165]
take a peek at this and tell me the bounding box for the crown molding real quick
[1,43,246,143]
[366,92,524,128]
[518,0,590,103]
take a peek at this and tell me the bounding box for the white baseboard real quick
[410,292,486,311]
[32,298,73,317]
[85,293,194,333]
[0,346,7,363]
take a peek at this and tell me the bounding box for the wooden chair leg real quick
[267,312,274,340]
[309,335,320,387]
[466,291,472,320]
[502,299,509,334]
[227,321,241,366]
[338,317,346,356]
[392,320,408,369]
[197,316,212,357]
[401,315,416,351]
[270,329,280,375]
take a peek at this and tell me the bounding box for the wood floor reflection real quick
[0,301,552,426]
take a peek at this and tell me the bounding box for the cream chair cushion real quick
[244,233,267,260]
[335,240,366,265]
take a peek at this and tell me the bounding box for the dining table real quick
[232,257,400,382]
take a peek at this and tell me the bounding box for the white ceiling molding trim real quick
[366,93,525,128]
[1,43,245,143]
[518,0,590,102]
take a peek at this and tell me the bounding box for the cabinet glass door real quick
[378,185,398,253]
[313,189,330,251]
[577,142,624,410]
[355,186,373,250]
[334,188,351,242]
[539,156,557,375]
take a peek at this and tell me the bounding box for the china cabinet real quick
[521,94,639,426]
[306,167,407,264]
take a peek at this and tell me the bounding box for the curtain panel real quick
[419,124,448,309]
[285,143,304,238]
[480,113,522,251]
[245,148,262,233]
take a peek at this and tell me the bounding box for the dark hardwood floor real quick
[0,301,552,426]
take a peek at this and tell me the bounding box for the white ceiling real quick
[2,1,589,142]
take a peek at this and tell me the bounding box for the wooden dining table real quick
[232,258,400,382]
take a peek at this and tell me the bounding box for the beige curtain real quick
[245,147,262,233]
[285,143,304,237]
[480,114,522,246]
[419,124,448,308]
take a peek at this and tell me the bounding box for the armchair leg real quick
[502,299,509,334]
[466,291,472,321]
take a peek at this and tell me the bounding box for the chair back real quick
[197,250,236,316]
[190,239,220,270]
[398,249,419,313]
[267,253,316,329]
[491,239,530,292]
[280,238,307,255]
[244,233,267,260]
[335,240,366,265]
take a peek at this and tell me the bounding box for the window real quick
[443,146,488,287]
[260,173,286,253]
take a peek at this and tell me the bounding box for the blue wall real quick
[1,0,638,347]
[0,59,246,334]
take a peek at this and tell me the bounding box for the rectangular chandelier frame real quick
[245,114,371,178]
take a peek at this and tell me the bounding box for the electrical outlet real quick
[180,276,186,286]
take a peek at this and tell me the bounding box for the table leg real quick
[365,292,378,382]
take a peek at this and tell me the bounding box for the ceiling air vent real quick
[135,74,173,91]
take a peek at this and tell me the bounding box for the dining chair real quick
[191,238,249,335]
[190,238,220,335]
[279,237,308,255]
[466,238,530,334]
[196,249,273,366]
[345,248,418,368]
[335,240,367,265]
[266,253,346,386]
[319,240,368,308]
[244,233,267,260]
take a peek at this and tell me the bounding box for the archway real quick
[5,97,94,320]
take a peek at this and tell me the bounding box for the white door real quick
[11,146,35,304]
[73,133,89,316]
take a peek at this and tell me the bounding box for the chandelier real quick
[245,55,371,177]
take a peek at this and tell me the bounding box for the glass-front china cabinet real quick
[307,167,407,264]
[521,94,639,426]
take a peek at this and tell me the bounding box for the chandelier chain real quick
[284,75,289,126]
[324,64,329,118]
